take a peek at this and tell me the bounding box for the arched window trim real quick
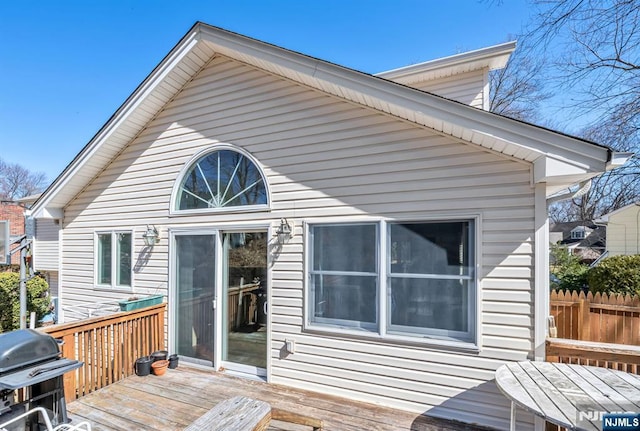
[169,144,271,216]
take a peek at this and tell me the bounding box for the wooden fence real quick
[41,302,165,401]
[550,289,640,344]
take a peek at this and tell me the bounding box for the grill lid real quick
[0,329,61,374]
[0,358,83,390]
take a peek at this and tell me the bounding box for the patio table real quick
[495,361,640,431]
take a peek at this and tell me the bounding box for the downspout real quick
[546,180,592,206]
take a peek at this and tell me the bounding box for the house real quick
[28,23,629,430]
[19,194,61,298]
[549,221,606,263]
[595,203,640,257]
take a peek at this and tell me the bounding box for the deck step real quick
[185,396,271,431]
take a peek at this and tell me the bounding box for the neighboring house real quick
[0,195,59,298]
[0,200,26,265]
[28,23,629,430]
[549,221,606,263]
[11,193,60,298]
[595,203,640,257]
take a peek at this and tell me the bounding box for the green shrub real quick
[0,272,50,332]
[588,254,640,296]
[550,244,589,292]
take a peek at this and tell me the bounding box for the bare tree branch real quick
[0,158,47,200]
[527,0,640,221]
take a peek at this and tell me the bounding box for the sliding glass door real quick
[172,229,268,375]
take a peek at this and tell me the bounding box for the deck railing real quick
[546,337,640,373]
[41,302,166,401]
[550,289,640,344]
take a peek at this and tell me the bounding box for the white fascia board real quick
[375,41,517,83]
[35,207,63,220]
[533,156,594,183]
[607,152,634,170]
[31,29,202,219]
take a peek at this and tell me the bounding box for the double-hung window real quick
[307,219,476,344]
[96,231,132,289]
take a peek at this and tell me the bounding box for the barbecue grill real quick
[0,329,83,430]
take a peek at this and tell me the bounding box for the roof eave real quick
[375,40,517,83]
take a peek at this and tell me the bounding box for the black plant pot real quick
[135,356,153,376]
[151,350,168,362]
[168,354,179,369]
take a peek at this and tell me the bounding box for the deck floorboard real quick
[66,365,494,431]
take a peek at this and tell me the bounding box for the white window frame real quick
[308,222,379,332]
[304,216,480,350]
[169,144,271,216]
[570,228,586,240]
[94,230,133,290]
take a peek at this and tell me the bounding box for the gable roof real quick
[31,22,627,219]
[595,202,640,223]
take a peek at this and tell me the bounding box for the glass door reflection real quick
[222,231,267,371]
[175,234,216,364]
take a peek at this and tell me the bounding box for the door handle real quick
[212,299,217,309]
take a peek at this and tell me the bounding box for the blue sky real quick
[0,0,532,183]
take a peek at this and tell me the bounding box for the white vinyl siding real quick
[59,55,535,430]
[410,69,487,109]
[46,271,59,297]
[34,218,60,271]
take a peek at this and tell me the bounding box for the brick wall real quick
[1,201,26,265]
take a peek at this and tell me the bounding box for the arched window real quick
[174,148,268,211]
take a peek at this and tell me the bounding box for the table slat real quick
[507,363,575,428]
[564,364,636,412]
[584,367,640,410]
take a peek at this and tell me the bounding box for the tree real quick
[527,0,640,220]
[0,158,47,200]
[489,41,549,122]
[550,118,640,222]
[588,254,640,296]
[550,244,589,291]
[0,272,50,332]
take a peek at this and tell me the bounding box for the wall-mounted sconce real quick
[142,225,160,247]
[276,218,294,242]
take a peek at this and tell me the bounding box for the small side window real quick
[96,232,132,289]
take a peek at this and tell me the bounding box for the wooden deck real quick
[67,365,495,431]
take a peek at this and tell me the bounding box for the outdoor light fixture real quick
[276,218,293,242]
[142,225,160,247]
